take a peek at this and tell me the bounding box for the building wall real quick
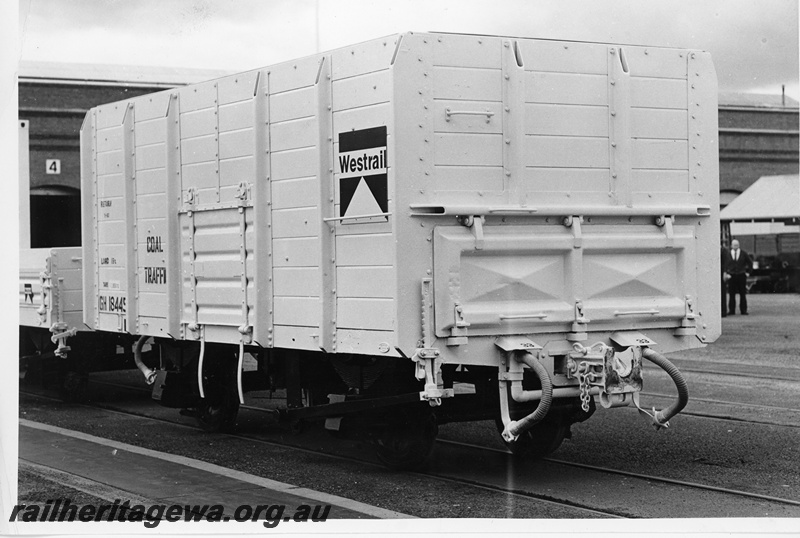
[718,107,799,194]
[21,83,164,193]
[20,82,168,247]
[718,104,799,267]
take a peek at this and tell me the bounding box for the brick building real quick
[19,62,227,248]
[718,91,799,200]
[717,92,799,264]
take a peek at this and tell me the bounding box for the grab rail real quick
[409,204,711,218]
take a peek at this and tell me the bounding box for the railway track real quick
[640,391,800,428]
[437,439,800,509]
[19,377,800,517]
[642,359,800,383]
[85,376,800,430]
[19,388,623,519]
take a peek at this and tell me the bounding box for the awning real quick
[720,175,800,224]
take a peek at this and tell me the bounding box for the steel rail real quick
[643,391,800,414]
[19,388,624,519]
[544,456,800,508]
[23,377,800,509]
[642,363,800,383]
[436,439,800,509]
[82,377,800,430]
[637,392,800,429]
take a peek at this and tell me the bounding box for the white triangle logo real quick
[343,177,385,223]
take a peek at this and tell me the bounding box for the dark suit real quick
[724,247,752,314]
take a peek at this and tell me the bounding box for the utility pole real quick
[315,0,320,53]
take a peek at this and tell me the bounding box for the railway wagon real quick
[76,32,720,467]
[18,248,147,399]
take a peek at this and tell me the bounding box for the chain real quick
[578,374,590,411]
[577,362,591,412]
[569,351,605,413]
[576,360,605,412]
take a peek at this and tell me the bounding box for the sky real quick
[14,0,800,100]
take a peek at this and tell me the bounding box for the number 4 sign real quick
[46,159,61,174]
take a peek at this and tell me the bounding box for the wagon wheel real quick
[494,417,569,459]
[195,351,240,433]
[495,381,578,459]
[374,408,438,470]
[60,370,90,403]
[58,354,91,403]
[196,392,239,433]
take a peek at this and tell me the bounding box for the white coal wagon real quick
[25,32,722,468]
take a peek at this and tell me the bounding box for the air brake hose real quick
[506,352,553,439]
[134,335,158,385]
[642,347,689,425]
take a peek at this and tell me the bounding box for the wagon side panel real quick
[329,36,401,357]
[268,56,328,351]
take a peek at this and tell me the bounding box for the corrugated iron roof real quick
[720,175,800,223]
[719,91,799,109]
[18,61,233,87]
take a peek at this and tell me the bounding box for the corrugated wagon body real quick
[80,32,720,466]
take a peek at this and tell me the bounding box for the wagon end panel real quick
[20,247,84,341]
[516,40,720,345]
[83,101,138,334]
[395,34,720,362]
[19,248,53,329]
[80,111,96,328]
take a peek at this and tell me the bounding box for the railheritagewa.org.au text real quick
[10,499,331,528]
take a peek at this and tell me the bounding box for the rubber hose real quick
[133,335,157,385]
[509,352,554,437]
[642,347,689,424]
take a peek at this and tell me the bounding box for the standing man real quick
[725,239,752,315]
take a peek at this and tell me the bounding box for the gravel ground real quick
[16,292,799,519]
[18,396,601,519]
[671,293,799,367]
[16,468,109,507]
[442,294,800,502]
[440,406,800,502]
